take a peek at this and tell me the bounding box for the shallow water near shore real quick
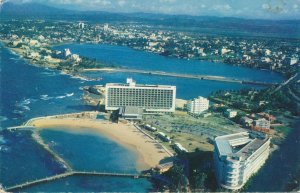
[39,128,139,173]
[22,128,152,192]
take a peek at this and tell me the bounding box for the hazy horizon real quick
[2,0,300,20]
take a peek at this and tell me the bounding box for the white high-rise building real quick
[105,78,176,113]
[187,96,209,114]
[103,24,109,31]
[78,22,85,29]
[64,48,71,57]
[214,132,270,190]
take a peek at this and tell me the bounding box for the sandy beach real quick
[29,118,170,171]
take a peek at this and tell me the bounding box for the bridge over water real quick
[83,68,279,86]
[5,171,151,192]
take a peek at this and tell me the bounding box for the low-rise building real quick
[143,124,157,132]
[174,142,188,153]
[225,109,237,118]
[290,57,298,65]
[28,52,40,60]
[240,116,253,127]
[254,118,270,130]
[157,132,171,142]
[214,132,270,190]
[187,96,209,114]
[119,106,143,121]
[155,162,174,174]
[71,54,81,63]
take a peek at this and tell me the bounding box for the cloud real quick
[262,3,270,10]
[213,4,232,11]
[118,0,125,6]
[93,0,111,6]
[159,0,176,3]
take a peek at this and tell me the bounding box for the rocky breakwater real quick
[82,86,106,109]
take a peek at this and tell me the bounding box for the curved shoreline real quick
[27,118,171,171]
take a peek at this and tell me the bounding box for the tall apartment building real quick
[105,78,176,113]
[214,132,270,190]
[187,96,209,114]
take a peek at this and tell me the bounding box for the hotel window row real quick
[105,79,176,113]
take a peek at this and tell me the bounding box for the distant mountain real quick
[0,2,134,21]
[1,2,299,38]
[0,2,73,16]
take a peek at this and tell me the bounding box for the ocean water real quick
[0,45,152,191]
[0,43,291,192]
[245,120,300,192]
[0,130,65,187]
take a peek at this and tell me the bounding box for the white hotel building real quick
[187,96,209,114]
[105,78,176,113]
[214,132,270,190]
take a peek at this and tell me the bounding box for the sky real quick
[3,0,300,19]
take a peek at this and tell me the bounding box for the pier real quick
[7,126,35,131]
[83,68,278,86]
[5,171,151,192]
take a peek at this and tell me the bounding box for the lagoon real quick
[54,43,284,83]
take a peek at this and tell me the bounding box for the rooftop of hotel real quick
[106,82,176,88]
[215,131,269,161]
[106,78,176,88]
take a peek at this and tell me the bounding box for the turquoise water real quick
[39,129,138,173]
[20,129,153,192]
[0,43,293,192]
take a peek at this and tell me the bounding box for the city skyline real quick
[2,0,300,20]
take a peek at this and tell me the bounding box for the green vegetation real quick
[163,165,188,192]
[187,151,217,191]
[109,110,119,123]
[274,125,293,137]
[210,85,300,116]
[57,56,112,72]
[162,151,218,192]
